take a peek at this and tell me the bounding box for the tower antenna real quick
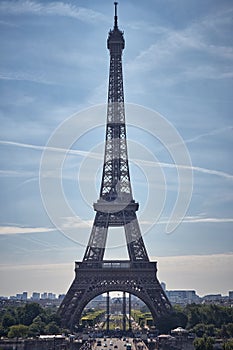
[114,2,118,29]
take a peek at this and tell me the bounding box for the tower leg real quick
[123,291,126,333]
[106,291,110,333]
[128,293,132,332]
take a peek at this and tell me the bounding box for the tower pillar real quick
[128,293,132,332]
[106,291,110,332]
[122,291,126,332]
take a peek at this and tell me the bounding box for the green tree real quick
[43,310,61,325]
[194,337,205,350]
[0,324,7,337]
[18,303,43,326]
[194,337,214,350]
[28,322,41,337]
[2,313,16,329]
[28,316,46,337]
[192,323,205,337]
[185,304,233,330]
[0,303,63,337]
[186,305,202,328]
[221,325,229,338]
[205,337,214,350]
[226,323,233,338]
[205,324,216,337]
[223,340,233,350]
[45,321,60,334]
[8,324,28,338]
[156,309,188,334]
[192,323,217,337]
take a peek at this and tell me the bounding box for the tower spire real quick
[114,2,118,29]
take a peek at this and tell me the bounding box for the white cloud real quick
[0,170,33,177]
[135,158,233,181]
[182,216,233,224]
[183,126,233,145]
[201,6,233,31]
[0,140,94,158]
[0,0,107,24]
[0,70,54,85]
[127,8,233,84]
[159,216,233,224]
[0,226,55,235]
[61,216,92,229]
[139,215,233,227]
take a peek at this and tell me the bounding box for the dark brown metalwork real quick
[59,3,172,331]
[128,293,132,331]
[106,291,110,332]
[123,291,126,332]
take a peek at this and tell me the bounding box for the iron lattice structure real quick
[59,3,172,330]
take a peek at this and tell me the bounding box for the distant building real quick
[22,292,28,301]
[167,290,200,305]
[32,292,40,301]
[229,291,233,300]
[15,292,28,301]
[202,294,222,302]
[41,292,48,299]
[48,292,56,300]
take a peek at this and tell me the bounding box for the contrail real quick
[184,126,233,145]
[1,139,233,181]
[0,140,101,158]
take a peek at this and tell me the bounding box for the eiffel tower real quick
[59,2,172,331]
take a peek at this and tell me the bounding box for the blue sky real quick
[0,0,233,297]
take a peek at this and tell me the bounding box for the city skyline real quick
[2,288,233,299]
[0,0,233,297]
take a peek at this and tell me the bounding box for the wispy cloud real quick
[0,262,73,271]
[0,170,30,177]
[0,19,19,27]
[183,126,233,145]
[0,0,107,24]
[140,216,233,226]
[0,226,56,235]
[154,252,233,263]
[0,140,94,158]
[0,170,36,178]
[0,71,55,85]
[135,159,233,181]
[160,216,233,224]
[61,216,92,229]
[1,139,233,181]
[127,8,233,84]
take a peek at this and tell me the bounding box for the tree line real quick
[157,303,233,335]
[157,304,233,350]
[0,302,233,344]
[0,302,62,338]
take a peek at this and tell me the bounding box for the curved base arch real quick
[58,260,172,331]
